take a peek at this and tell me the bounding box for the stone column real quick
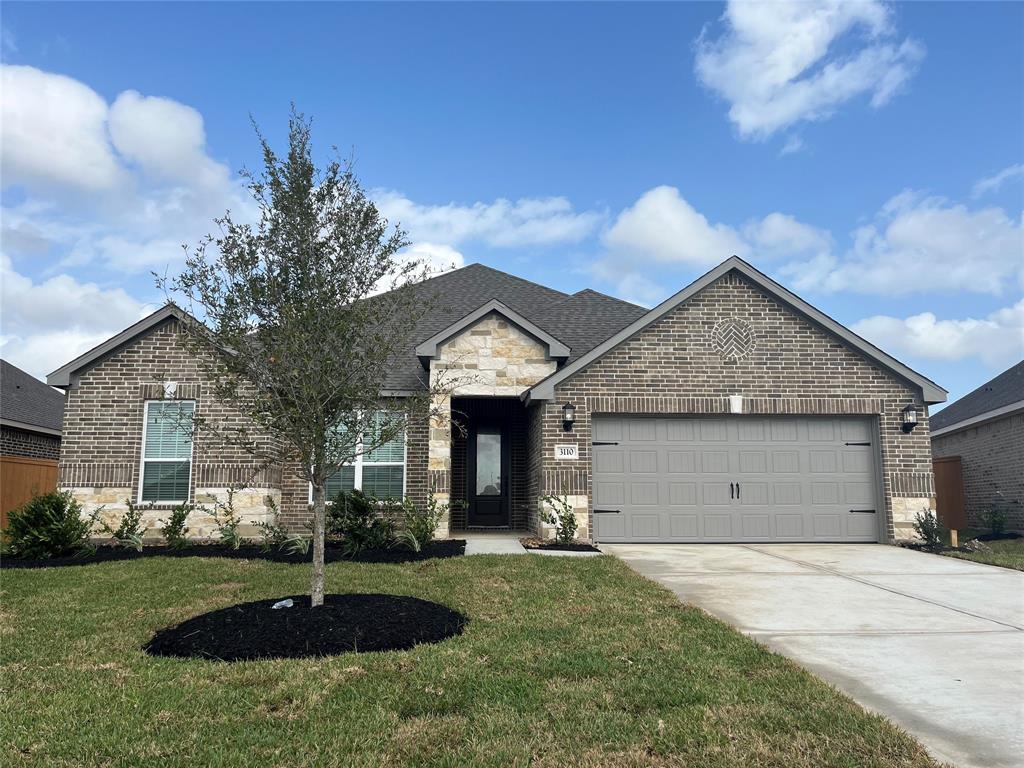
[428,390,452,538]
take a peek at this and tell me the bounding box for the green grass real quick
[942,529,1024,571]
[1,554,941,767]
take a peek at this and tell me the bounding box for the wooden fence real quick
[933,455,966,532]
[1,455,59,529]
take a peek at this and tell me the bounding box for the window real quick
[140,400,195,503]
[323,411,406,500]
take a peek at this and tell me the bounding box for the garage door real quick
[592,416,880,543]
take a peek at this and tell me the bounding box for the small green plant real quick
[396,495,448,552]
[328,489,395,555]
[3,490,93,559]
[159,503,192,549]
[210,489,243,550]
[913,508,944,553]
[980,493,1009,538]
[254,496,289,552]
[282,534,310,557]
[540,491,579,546]
[91,499,148,551]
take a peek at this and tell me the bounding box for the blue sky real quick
[1,1,1021,408]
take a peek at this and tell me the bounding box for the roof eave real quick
[931,399,1024,437]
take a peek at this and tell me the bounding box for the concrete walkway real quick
[604,543,1024,768]
[462,531,527,555]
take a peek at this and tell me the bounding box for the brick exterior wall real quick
[1,425,60,460]
[932,412,1024,531]
[529,272,936,542]
[59,319,281,538]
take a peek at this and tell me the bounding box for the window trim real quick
[309,413,408,503]
[138,399,195,505]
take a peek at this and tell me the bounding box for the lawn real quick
[942,530,1024,571]
[1,554,941,767]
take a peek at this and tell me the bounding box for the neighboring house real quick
[931,361,1023,532]
[1,359,65,526]
[47,256,946,543]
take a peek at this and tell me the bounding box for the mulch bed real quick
[1,539,465,570]
[519,537,601,553]
[975,532,1022,542]
[144,593,467,661]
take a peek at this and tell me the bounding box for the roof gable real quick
[415,299,570,362]
[526,257,947,404]
[47,304,190,387]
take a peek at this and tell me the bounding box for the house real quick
[1,359,65,526]
[931,361,1023,532]
[47,256,946,543]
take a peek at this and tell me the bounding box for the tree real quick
[161,109,447,606]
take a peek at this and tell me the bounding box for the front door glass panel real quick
[476,429,501,496]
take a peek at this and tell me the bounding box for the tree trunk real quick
[311,482,326,607]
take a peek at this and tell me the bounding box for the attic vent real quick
[712,318,755,361]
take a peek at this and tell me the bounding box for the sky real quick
[1,1,1022,409]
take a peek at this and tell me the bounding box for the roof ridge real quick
[415,262,569,298]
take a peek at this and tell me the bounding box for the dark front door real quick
[467,421,510,527]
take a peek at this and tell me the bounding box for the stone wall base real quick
[891,496,936,541]
[536,494,590,542]
[68,486,280,542]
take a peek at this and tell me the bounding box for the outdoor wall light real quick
[562,402,576,432]
[901,404,919,433]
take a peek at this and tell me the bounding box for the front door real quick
[467,422,510,527]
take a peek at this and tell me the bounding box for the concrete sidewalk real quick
[604,543,1024,768]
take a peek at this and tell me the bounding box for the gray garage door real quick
[592,416,880,543]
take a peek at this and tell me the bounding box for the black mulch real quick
[519,537,601,553]
[144,593,467,661]
[976,532,1022,542]
[1,539,466,570]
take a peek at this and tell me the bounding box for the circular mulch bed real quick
[519,537,601,553]
[144,593,467,661]
[1,539,466,569]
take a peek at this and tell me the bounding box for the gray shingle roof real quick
[1,359,65,433]
[930,360,1024,431]
[385,263,644,390]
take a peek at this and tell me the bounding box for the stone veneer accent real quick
[427,312,558,536]
[529,272,937,543]
[932,412,1024,531]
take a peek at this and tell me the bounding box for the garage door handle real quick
[845,442,871,446]
[736,483,740,499]
[592,441,619,446]
[594,509,621,514]
[850,509,876,514]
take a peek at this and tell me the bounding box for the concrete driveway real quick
[603,543,1024,768]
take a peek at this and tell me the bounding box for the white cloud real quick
[852,300,1024,368]
[1,65,126,191]
[695,1,924,139]
[602,185,749,266]
[0,254,149,378]
[744,212,832,258]
[780,135,804,155]
[372,190,603,248]
[781,192,1024,295]
[972,163,1024,199]
[0,64,253,275]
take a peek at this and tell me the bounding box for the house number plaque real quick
[554,444,579,460]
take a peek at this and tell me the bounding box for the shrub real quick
[328,489,394,555]
[396,496,448,552]
[91,499,148,551]
[913,509,944,553]
[159,503,192,549]
[974,501,1007,536]
[540,491,579,546]
[4,490,93,559]
[254,496,289,552]
[211,489,243,550]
